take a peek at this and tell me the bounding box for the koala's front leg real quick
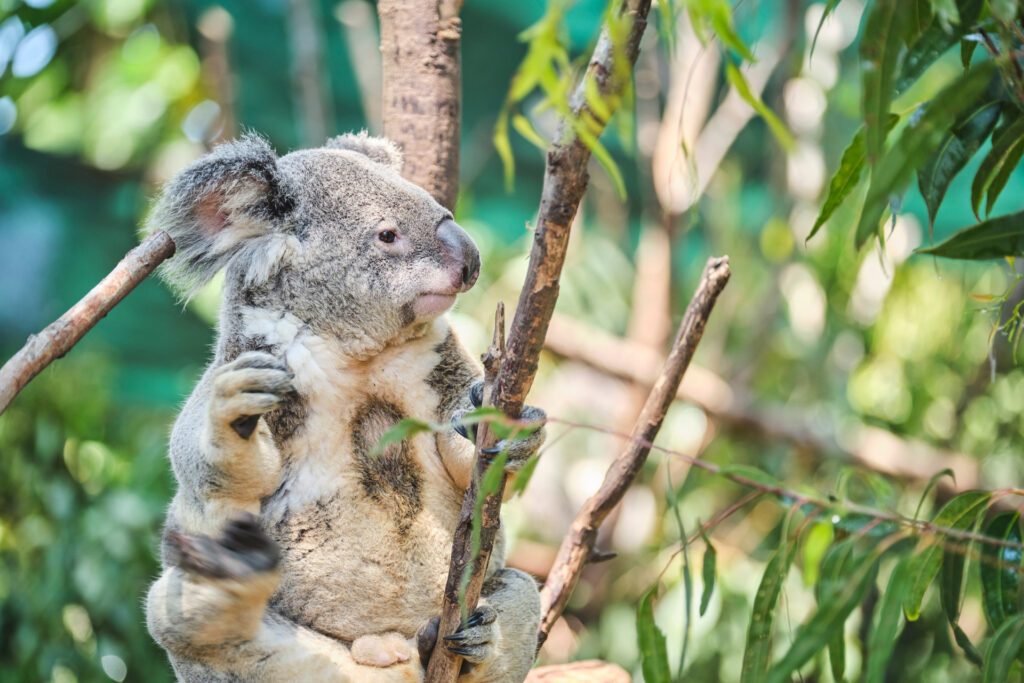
[417,568,541,683]
[203,351,294,507]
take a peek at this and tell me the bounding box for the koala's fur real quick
[144,133,545,682]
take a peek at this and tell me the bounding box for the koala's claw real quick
[454,382,547,472]
[168,513,280,579]
[212,351,295,439]
[443,605,498,664]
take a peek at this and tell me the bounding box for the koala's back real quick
[166,308,476,642]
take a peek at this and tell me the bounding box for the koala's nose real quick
[437,219,480,292]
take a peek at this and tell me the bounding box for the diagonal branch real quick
[537,256,731,646]
[425,1,653,680]
[0,231,176,415]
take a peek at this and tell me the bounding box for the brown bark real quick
[0,231,176,415]
[537,257,732,646]
[425,2,653,681]
[378,0,462,210]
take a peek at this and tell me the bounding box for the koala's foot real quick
[167,514,281,580]
[443,605,499,665]
[453,382,546,473]
[212,351,294,439]
[351,632,413,667]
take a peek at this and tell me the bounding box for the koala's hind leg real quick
[422,568,541,683]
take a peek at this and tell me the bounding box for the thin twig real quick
[0,231,176,415]
[425,1,653,680]
[537,256,731,646]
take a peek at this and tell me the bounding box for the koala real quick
[143,132,547,683]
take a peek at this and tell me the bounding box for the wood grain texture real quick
[0,231,176,415]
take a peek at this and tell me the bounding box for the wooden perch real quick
[425,2,653,680]
[378,0,463,210]
[537,256,731,646]
[0,231,176,415]
[542,314,979,489]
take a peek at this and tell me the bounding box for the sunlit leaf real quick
[637,588,671,683]
[861,0,909,164]
[741,525,796,682]
[493,109,515,191]
[864,556,912,683]
[979,511,1022,630]
[802,521,834,587]
[982,614,1024,683]
[903,490,991,621]
[917,78,1002,230]
[725,62,794,151]
[857,62,995,247]
[511,114,547,152]
[764,543,881,683]
[916,209,1024,260]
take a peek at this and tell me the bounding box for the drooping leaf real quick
[895,0,984,93]
[815,540,857,683]
[916,209,1024,260]
[655,0,678,53]
[700,530,717,617]
[972,115,1024,218]
[985,136,1024,217]
[861,0,909,164]
[811,114,899,242]
[493,109,515,191]
[903,490,992,621]
[979,511,1023,630]
[764,545,881,683]
[666,467,692,677]
[741,528,797,682]
[810,0,842,57]
[929,0,960,26]
[508,453,540,497]
[982,614,1024,683]
[637,588,671,683]
[952,622,984,667]
[940,541,968,622]
[725,62,794,151]
[913,468,956,520]
[688,0,755,61]
[917,79,1002,230]
[961,35,979,68]
[864,557,912,683]
[857,62,995,247]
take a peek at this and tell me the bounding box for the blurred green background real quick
[1,1,1022,681]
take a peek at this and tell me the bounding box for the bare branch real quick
[537,256,731,646]
[378,0,462,209]
[425,1,653,680]
[0,231,176,415]
[287,0,333,146]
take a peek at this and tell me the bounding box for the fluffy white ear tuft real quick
[324,131,404,173]
[146,134,298,298]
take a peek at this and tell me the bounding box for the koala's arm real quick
[171,352,292,530]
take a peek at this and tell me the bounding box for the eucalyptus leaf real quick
[895,0,983,93]
[971,116,1024,219]
[864,557,912,683]
[982,614,1024,683]
[637,588,671,683]
[979,511,1023,630]
[372,418,432,456]
[725,62,794,151]
[916,209,1024,260]
[741,530,797,682]
[861,0,909,163]
[700,533,717,617]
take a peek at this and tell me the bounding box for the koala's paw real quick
[351,632,412,667]
[443,605,499,666]
[167,514,281,580]
[210,351,295,439]
[453,382,547,473]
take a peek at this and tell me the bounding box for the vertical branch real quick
[335,0,383,133]
[537,256,732,646]
[378,0,462,210]
[425,2,653,681]
[287,0,333,146]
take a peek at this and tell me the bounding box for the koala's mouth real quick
[413,291,458,318]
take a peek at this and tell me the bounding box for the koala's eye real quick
[378,230,397,244]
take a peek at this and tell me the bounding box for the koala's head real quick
[149,132,480,353]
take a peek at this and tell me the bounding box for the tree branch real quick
[425,2,653,680]
[537,256,731,646]
[287,0,332,147]
[378,0,462,210]
[0,231,176,415]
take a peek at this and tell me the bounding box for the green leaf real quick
[655,0,677,53]
[815,540,856,683]
[511,114,548,151]
[810,0,842,57]
[982,614,1024,683]
[913,468,956,520]
[372,417,432,456]
[637,588,671,683]
[952,622,984,667]
[864,557,912,683]
[811,115,899,242]
[720,464,783,491]
[700,529,717,617]
[917,82,1002,230]
[916,209,1024,259]
[895,0,984,93]
[801,521,834,587]
[972,116,1024,218]
[929,0,960,26]
[741,529,797,682]
[493,109,515,191]
[861,0,909,164]
[763,545,881,683]
[857,62,995,247]
[961,36,979,68]
[940,541,968,622]
[979,511,1022,630]
[903,490,992,621]
[985,136,1024,217]
[725,62,794,151]
[508,453,540,497]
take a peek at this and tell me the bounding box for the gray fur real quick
[145,133,546,682]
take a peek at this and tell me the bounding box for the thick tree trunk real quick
[378,0,462,210]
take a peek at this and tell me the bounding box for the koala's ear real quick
[325,131,403,173]
[147,134,298,297]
